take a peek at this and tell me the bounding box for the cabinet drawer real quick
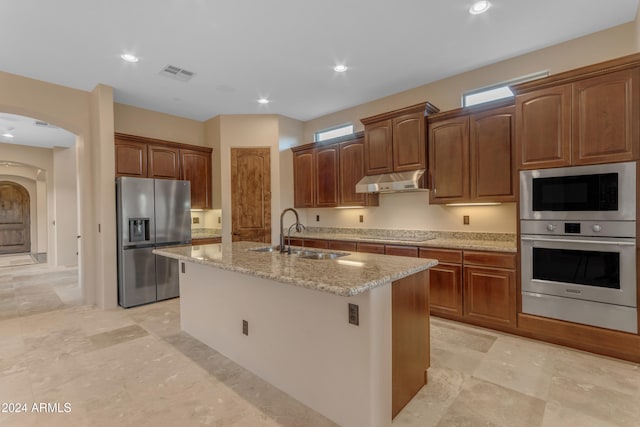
[304,239,330,249]
[420,248,463,264]
[329,240,357,252]
[463,251,516,269]
[287,238,304,247]
[385,245,418,257]
[357,242,385,254]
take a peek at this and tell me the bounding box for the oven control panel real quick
[521,219,635,238]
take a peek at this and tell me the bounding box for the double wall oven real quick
[520,161,637,334]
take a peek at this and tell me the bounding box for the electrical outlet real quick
[359,215,364,223]
[348,304,359,326]
[463,215,470,225]
[193,217,200,224]
[316,215,320,222]
[242,320,248,336]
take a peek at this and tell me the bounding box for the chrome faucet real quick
[280,208,305,254]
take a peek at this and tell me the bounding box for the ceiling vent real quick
[34,120,59,129]
[159,65,196,82]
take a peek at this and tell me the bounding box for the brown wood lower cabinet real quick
[420,248,516,330]
[392,270,430,418]
[420,248,463,317]
[463,251,516,329]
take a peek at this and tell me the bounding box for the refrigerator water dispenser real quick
[129,218,150,242]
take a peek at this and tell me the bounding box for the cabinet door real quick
[420,248,463,317]
[315,145,339,207]
[393,112,426,172]
[339,138,378,206]
[148,144,180,179]
[115,139,147,177]
[516,85,571,169]
[573,68,639,165]
[428,116,469,204]
[470,106,515,202]
[293,149,315,208]
[179,149,212,209]
[464,266,516,327]
[364,119,393,175]
[429,263,463,318]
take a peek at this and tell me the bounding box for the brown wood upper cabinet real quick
[114,133,213,209]
[514,64,640,169]
[115,137,147,177]
[148,144,180,179]
[291,133,378,208]
[361,102,439,175]
[427,102,515,204]
[179,148,212,209]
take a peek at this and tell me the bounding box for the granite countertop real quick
[154,241,437,297]
[291,228,517,253]
[191,228,222,239]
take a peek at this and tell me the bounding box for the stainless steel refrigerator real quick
[116,177,192,308]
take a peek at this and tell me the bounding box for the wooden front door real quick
[231,148,271,243]
[0,181,30,254]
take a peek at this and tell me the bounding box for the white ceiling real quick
[0,0,638,148]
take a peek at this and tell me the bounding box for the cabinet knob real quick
[592,224,602,232]
[546,224,556,232]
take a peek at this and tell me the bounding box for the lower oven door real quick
[521,235,636,307]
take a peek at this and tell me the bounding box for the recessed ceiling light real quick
[469,0,491,14]
[257,98,270,104]
[120,53,139,63]
[2,133,14,138]
[334,64,348,73]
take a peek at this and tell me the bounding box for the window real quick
[462,71,549,107]
[314,123,353,142]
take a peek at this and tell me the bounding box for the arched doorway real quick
[0,181,30,254]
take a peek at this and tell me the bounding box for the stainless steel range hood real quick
[355,169,427,193]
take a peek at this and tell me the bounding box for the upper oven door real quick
[520,161,636,221]
[521,234,637,307]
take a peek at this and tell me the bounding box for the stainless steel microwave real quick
[520,161,636,221]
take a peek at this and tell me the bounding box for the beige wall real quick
[114,103,206,147]
[53,146,78,266]
[204,115,222,209]
[302,22,638,143]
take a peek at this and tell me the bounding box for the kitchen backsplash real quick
[296,192,517,233]
[191,209,222,230]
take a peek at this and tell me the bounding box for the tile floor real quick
[1,262,639,426]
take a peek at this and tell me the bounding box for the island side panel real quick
[178,261,393,427]
[392,269,430,418]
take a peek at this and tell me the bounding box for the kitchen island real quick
[154,241,437,427]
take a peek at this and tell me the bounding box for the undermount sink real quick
[298,252,345,260]
[249,246,278,252]
[248,246,348,260]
